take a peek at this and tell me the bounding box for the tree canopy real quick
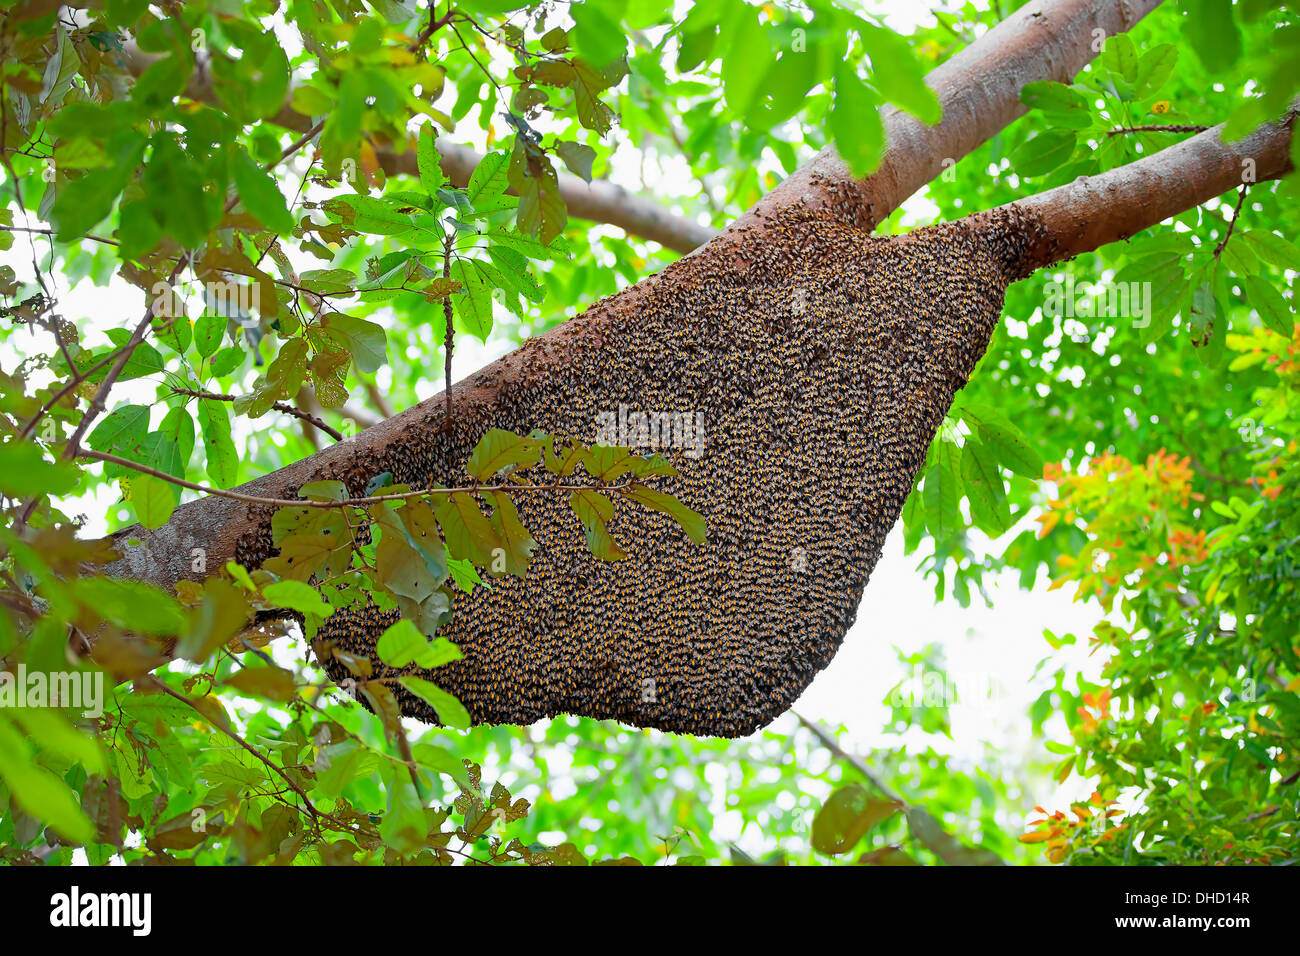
[0,0,1297,868]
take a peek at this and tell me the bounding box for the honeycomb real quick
[237,202,1047,737]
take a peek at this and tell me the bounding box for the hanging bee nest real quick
[234,203,1048,737]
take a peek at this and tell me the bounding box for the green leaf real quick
[298,480,348,501]
[142,134,220,248]
[375,504,446,605]
[484,491,537,577]
[1135,43,1178,97]
[321,71,365,172]
[1244,275,1294,337]
[262,579,330,618]
[377,619,462,668]
[570,58,619,135]
[445,556,486,594]
[618,483,707,544]
[569,488,624,561]
[9,707,104,774]
[1013,129,1076,177]
[87,403,149,463]
[859,21,941,124]
[209,345,245,378]
[1182,0,1242,74]
[417,126,445,196]
[224,664,298,702]
[435,492,501,567]
[515,153,567,245]
[129,471,177,528]
[74,577,187,635]
[194,315,225,358]
[0,716,94,844]
[1020,81,1089,114]
[232,150,294,234]
[721,12,771,116]
[322,195,416,236]
[467,150,511,211]
[1243,230,1300,272]
[0,440,80,497]
[1100,32,1139,83]
[51,134,146,241]
[450,259,494,341]
[487,246,544,303]
[811,783,900,856]
[555,141,597,183]
[198,399,238,488]
[923,441,961,537]
[397,675,471,729]
[488,227,569,261]
[321,313,386,374]
[379,771,427,852]
[961,439,1010,534]
[963,403,1044,479]
[830,65,884,176]
[570,0,627,68]
[466,429,543,479]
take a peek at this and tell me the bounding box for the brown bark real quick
[721,0,1165,250]
[991,113,1298,274]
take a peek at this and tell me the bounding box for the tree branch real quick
[171,388,344,442]
[115,41,716,253]
[987,111,1296,274]
[80,447,643,509]
[714,0,1165,262]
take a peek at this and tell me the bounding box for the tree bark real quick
[990,113,1297,274]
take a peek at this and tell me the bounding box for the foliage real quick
[0,0,1296,866]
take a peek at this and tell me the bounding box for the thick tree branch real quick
[990,112,1297,274]
[716,0,1165,263]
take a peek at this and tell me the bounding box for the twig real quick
[78,447,641,509]
[1213,183,1249,259]
[792,711,903,804]
[145,676,353,834]
[442,230,455,429]
[269,120,325,170]
[363,381,394,419]
[172,387,344,441]
[408,1,456,55]
[1106,124,1211,137]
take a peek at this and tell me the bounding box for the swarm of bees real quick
[235,202,1048,737]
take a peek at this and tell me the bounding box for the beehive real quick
[237,203,1047,737]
